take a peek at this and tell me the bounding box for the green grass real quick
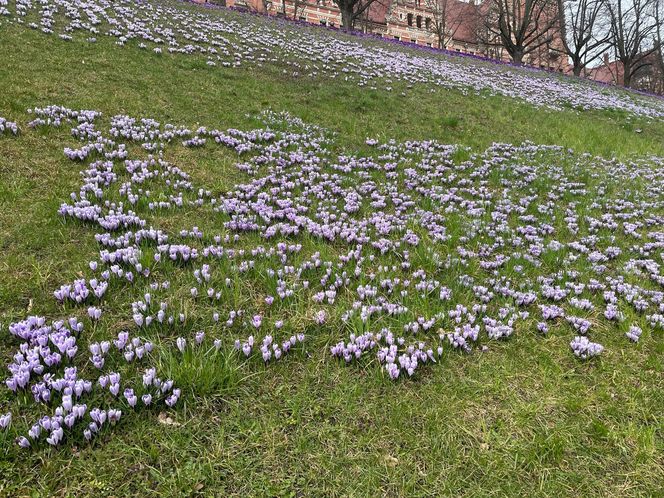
[1,4,663,497]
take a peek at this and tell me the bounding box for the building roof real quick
[588,52,662,86]
[588,59,622,85]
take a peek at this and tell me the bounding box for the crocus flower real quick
[0,413,12,429]
[176,337,186,353]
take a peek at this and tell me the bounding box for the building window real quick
[411,39,417,44]
[394,35,400,40]
[299,16,306,21]
[407,13,413,26]
[425,17,431,29]
[416,15,422,28]
[427,42,432,47]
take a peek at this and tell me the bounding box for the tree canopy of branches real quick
[484,0,561,65]
[654,0,664,92]
[555,0,611,75]
[426,0,471,49]
[333,0,384,30]
[606,0,658,87]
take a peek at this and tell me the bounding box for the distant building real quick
[589,52,664,95]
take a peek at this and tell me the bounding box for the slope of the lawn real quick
[0,6,663,498]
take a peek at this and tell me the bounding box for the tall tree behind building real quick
[650,0,664,92]
[481,0,562,65]
[334,0,384,29]
[426,0,474,49]
[606,0,658,87]
[555,0,611,76]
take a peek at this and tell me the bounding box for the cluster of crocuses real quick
[87,330,154,369]
[233,333,306,362]
[0,117,19,135]
[3,311,179,449]
[3,99,662,457]
[4,0,664,118]
[625,325,642,343]
[331,329,442,379]
[6,317,83,393]
[27,105,102,128]
[570,336,604,359]
[54,278,108,303]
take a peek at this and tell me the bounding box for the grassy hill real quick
[0,1,663,496]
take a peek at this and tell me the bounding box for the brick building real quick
[589,52,664,94]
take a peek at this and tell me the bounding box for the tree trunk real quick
[573,62,583,77]
[622,61,631,87]
[341,7,354,31]
[512,48,524,65]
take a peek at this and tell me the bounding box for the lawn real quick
[0,1,663,496]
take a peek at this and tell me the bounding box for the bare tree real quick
[606,0,658,87]
[652,0,664,92]
[483,0,562,65]
[426,0,471,49]
[272,0,307,19]
[292,0,308,19]
[355,0,383,32]
[333,0,384,30]
[555,0,611,76]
